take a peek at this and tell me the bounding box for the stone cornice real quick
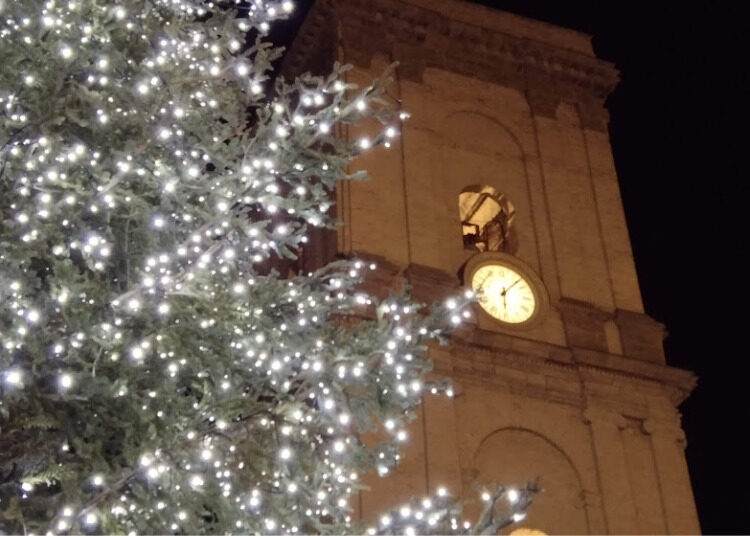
[346,253,697,407]
[338,257,696,410]
[445,331,696,408]
[285,0,620,130]
[395,0,596,56]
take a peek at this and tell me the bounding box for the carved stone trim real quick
[526,89,560,119]
[443,332,696,410]
[583,406,627,429]
[643,418,687,444]
[284,0,620,131]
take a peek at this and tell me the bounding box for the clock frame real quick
[463,252,549,329]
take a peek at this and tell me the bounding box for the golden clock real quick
[463,253,546,326]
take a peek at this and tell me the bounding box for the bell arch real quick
[458,184,518,253]
[472,427,590,535]
[439,111,539,271]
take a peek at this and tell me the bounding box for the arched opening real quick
[459,185,518,254]
[473,427,589,534]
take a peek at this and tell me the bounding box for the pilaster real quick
[644,418,701,534]
[583,407,638,533]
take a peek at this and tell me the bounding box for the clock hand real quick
[504,277,522,293]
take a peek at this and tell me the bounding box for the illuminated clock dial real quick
[470,263,536,323]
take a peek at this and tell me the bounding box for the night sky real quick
[276,2,749,532]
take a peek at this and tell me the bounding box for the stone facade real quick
[286,1,700,533]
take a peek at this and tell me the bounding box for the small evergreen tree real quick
[0,1,534,533]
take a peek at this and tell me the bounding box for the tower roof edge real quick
[399,0,595,57]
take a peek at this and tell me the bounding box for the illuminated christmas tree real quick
[0,1,533,533]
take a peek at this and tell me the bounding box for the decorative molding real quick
[284,0,620,132]
[643,418,687,443]
[335,256,696,411]
[583,407,627,429]
[526,89,560,118]
[443,332,696,412]
[446,309,694,401]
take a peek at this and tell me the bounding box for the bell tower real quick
[286,0,700,533]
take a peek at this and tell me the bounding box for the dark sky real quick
[277,2,749,532]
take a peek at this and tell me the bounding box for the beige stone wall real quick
[338,46,699,536]
[287,0,700,532]
[343,55,644,313]
[349,339,699,534]
[342,57,644,351]
[348,337,699,534]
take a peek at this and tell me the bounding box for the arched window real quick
[473,427,589,534]
[459,185,518,253]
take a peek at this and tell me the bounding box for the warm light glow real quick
[510,528,547,535]
[471,264,536,323]
[459,185,516,253]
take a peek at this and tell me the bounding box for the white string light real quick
[0,0,533,533]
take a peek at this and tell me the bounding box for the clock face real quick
[470,263,537,323]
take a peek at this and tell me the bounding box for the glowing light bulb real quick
[59,373,74,390]
[5,369,22,386]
